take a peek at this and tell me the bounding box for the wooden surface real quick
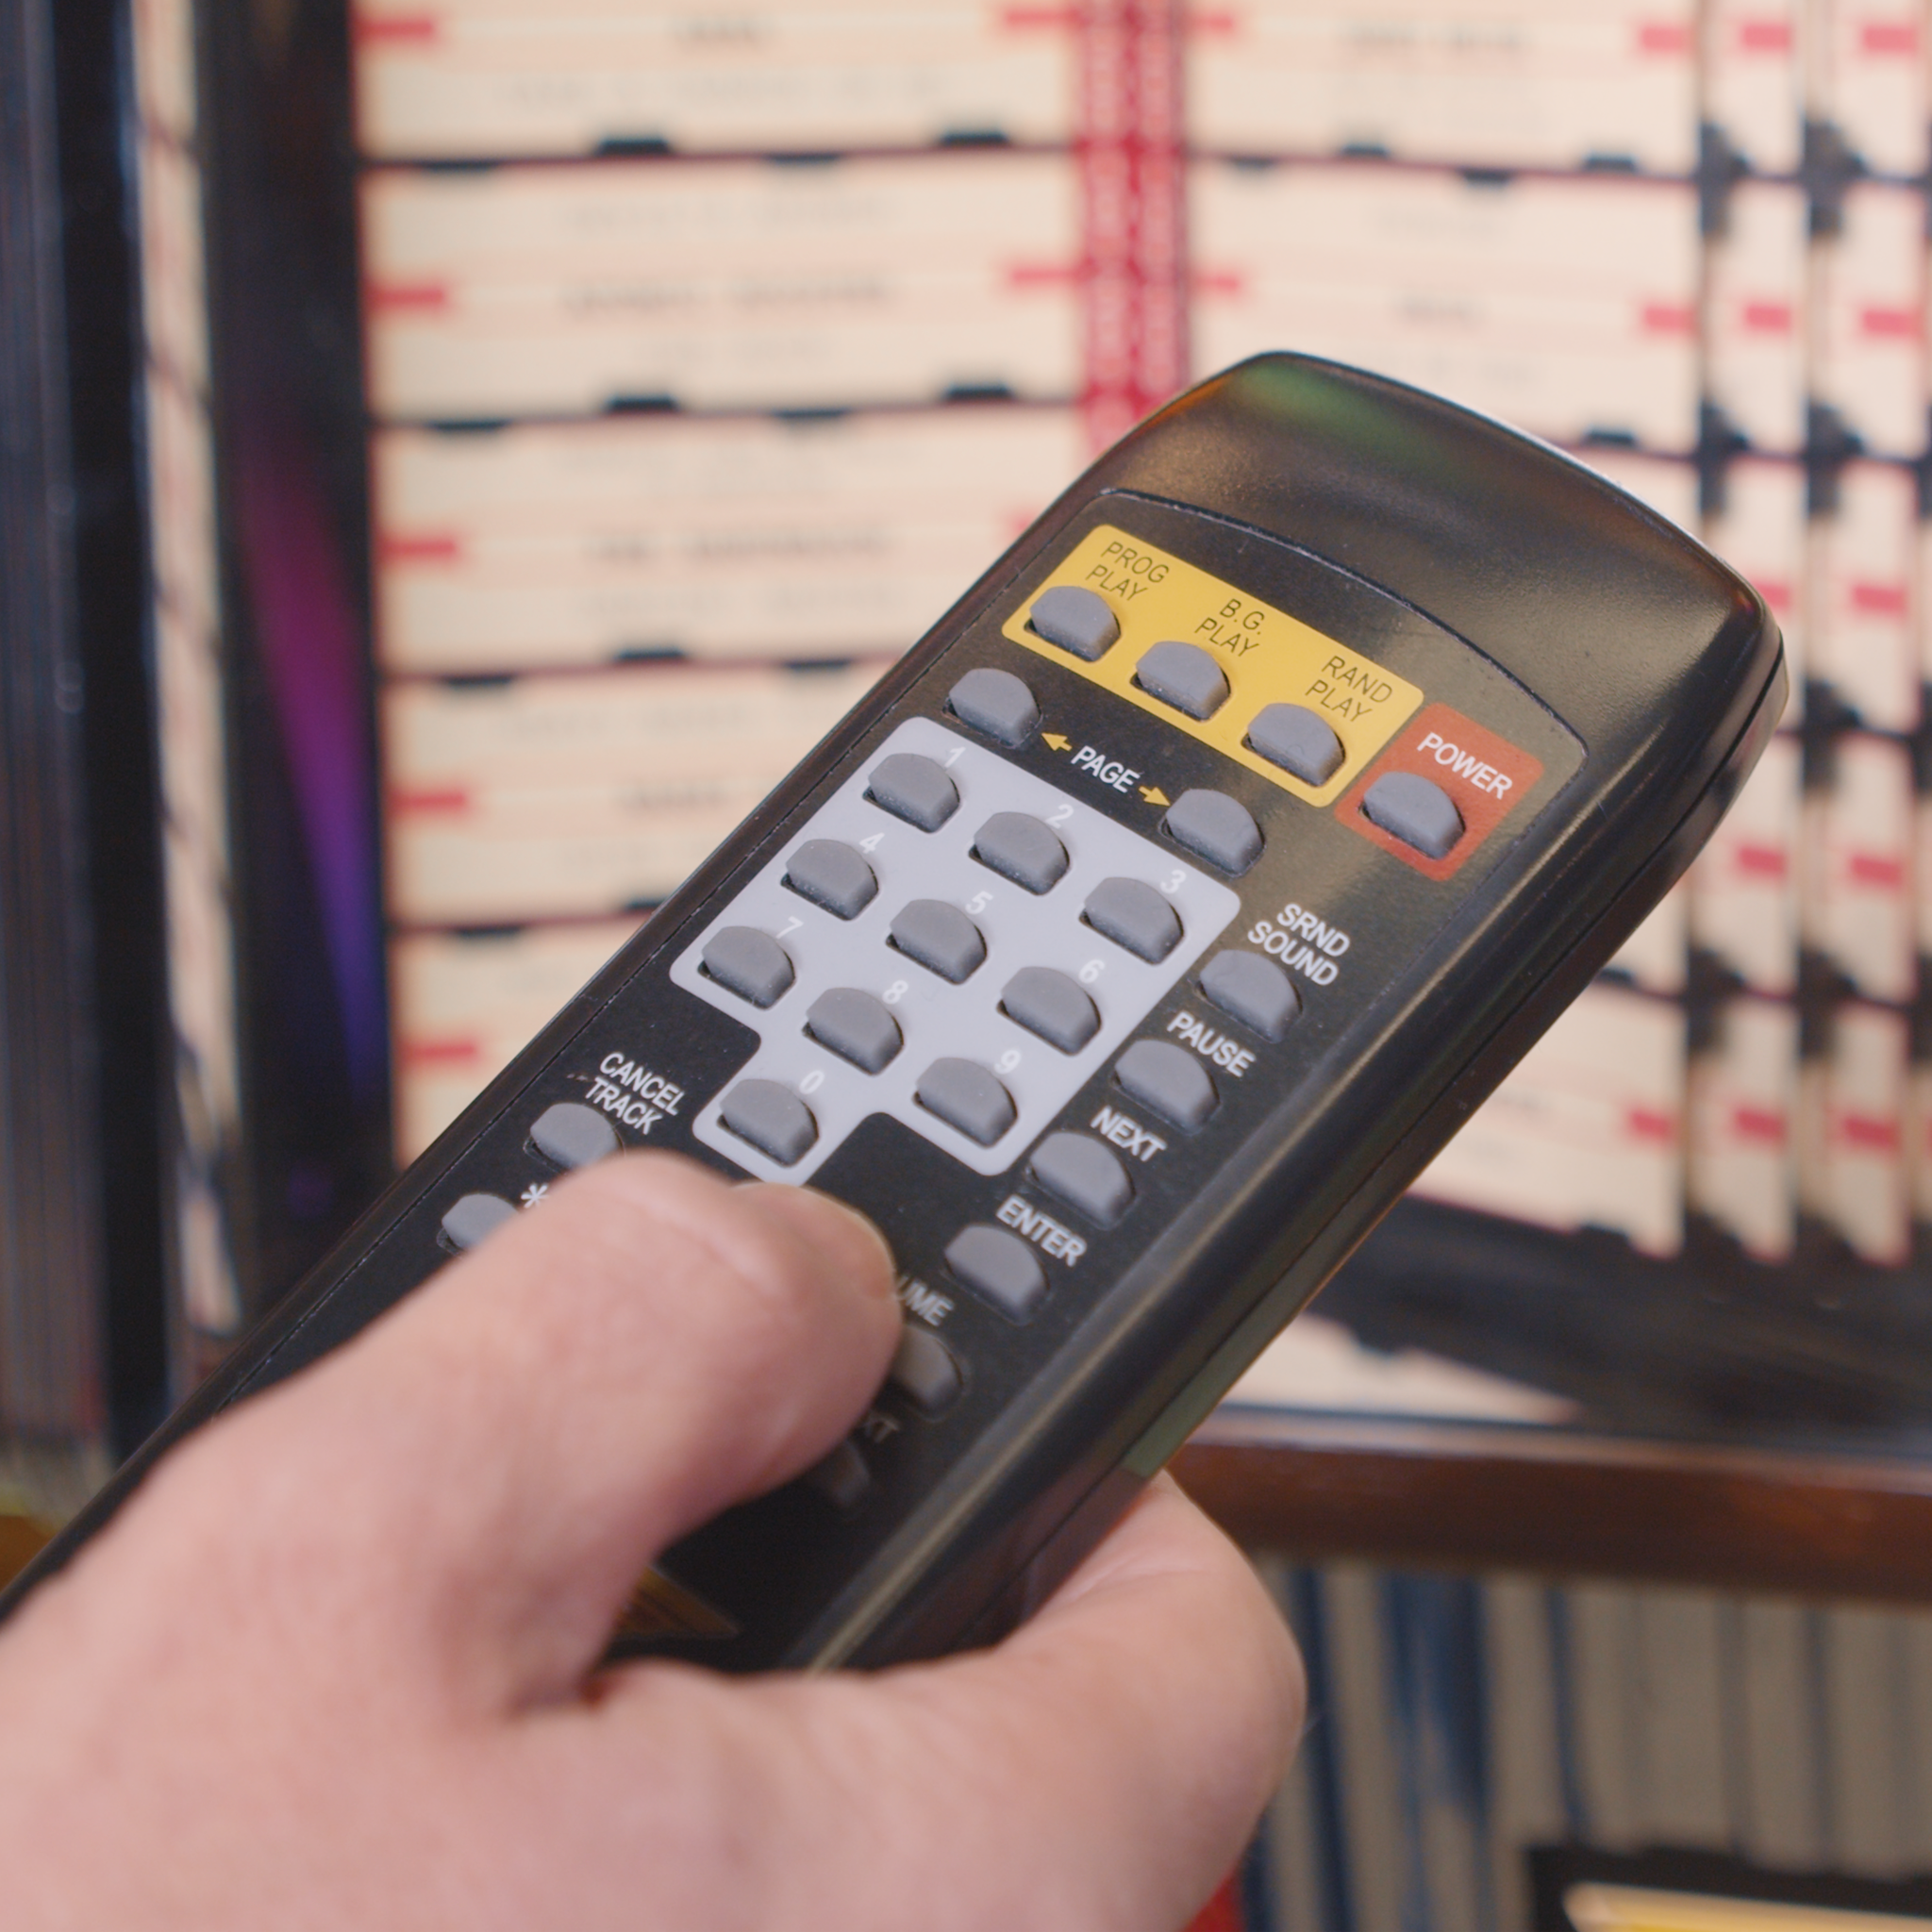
[12,1424,1932,1609]
[1174,1410,1932,1604]
[0,1514,50,1593]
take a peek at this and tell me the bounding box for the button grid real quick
[671,716,1242,1183]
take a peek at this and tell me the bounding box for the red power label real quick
[1339,702,1545,880]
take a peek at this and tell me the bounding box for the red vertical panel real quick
[1075,0,1191,451]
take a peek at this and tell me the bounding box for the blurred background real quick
[15,3,1932,1928]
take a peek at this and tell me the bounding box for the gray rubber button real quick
[1084,876,1181,962]
[807,1439,872,1510]
[948,667,1040,748]
[1028,1131,1132,1226]
[1136,641,1230,720]
[1115,1039,1218,1130]
[973,811,1069,893]
[720,1078,818,1165]
[1363,771,1464,859]
[890,1326,963,1415]
[1247,703,1344,785]
[1199,949,1300,1041]
[891,898,986,982]
[867,752,959,831]
[702,925,795,1007]
[784,839,877,919]
[1001,965,1100,1054]
[916,1058,1017,1145]
[806,987,902,1074]
[530,1101,621,1169]
[1164,788,1262,874]
[944,1224,1047,1320]
[441,1191,516,1252]
[1029,584,1119,661]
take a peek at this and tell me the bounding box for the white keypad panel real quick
[672,717,1242,1182]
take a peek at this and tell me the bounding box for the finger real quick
[131,1154,902,1707]
[558,1474,1301,1932]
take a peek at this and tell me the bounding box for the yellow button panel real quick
[1003,525,1424,807]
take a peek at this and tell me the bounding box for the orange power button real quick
[1338,703,1544,879]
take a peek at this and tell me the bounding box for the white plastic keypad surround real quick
[671,716,1243,1183]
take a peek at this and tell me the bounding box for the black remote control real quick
[4,356,1783,1667]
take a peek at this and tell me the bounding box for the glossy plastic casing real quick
[1,356,1785,1666]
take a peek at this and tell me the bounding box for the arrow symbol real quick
[1140,785,1171,807]
[1041,732,1072,751]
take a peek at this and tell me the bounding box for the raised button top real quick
[868,753,959,831]
[916,1058,1017,1145]
[944,1223,1047,1320]
[1247,703,1344,785]
[973,811,1069,893]
[1084,876,1181,962]
[1163,789,1262,874]
[1028,1131,1132,1226]
[890,899,986,982]
[1115,1039,1218,1130]
[441,1191,516,1253]
[1001,966,1101,1054]
[1028,584,1119,661]
[720,1078,818,1166]
[890,1326,963,1415]
[948,667,1040,748]
[530,1101,622,1170]
[1362,771,1464,859]
[1199,949,1300,1041]
[1136,641,1230,721]
[702,925,795,1007]
[784,839,877,920]
[806,987,903,1074]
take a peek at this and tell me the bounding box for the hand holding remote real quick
[0,1155,1298,1930]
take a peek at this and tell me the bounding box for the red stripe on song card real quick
[1641,302,1696,334]
[358,14,440,43]
[1075,0,1191,452]
[1860,306,1918,337]
[401,1038,481,1066]
[390,787,471,814]
[380,534,463,564]
[1732,1105,1788,1145]
[1851,580,1907,615]
[368,281,451,312]
[1861,21,1919,55]
[1839,1112,1901,1152]
[1741,300,1793,332]
[1846,853,1906,889]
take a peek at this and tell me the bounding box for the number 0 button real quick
[720,1079,819,1166]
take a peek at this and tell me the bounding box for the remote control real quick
[4,356,1783,1667]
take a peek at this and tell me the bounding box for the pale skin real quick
[0,1154,1303,1930]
